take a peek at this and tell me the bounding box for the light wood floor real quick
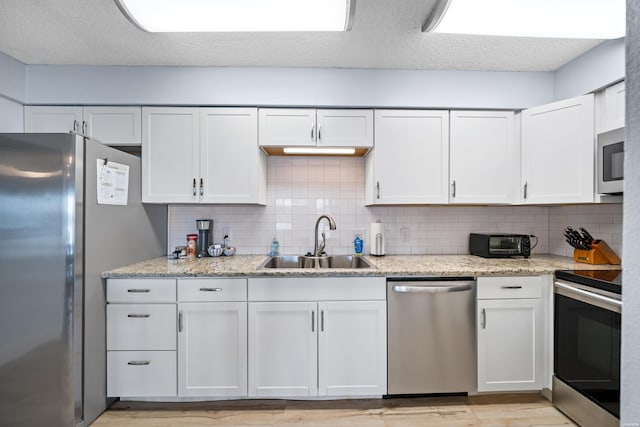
[92,393,576,427]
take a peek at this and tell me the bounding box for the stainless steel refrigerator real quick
[0,133,167,427]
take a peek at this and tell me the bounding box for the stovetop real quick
[555,269,622,295]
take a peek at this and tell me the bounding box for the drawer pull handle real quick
[127,289,150,293]
[481,308,487,329]
[127,360,150,366]
[127,314,150,318]
[200,287,222,292]
[501,286,523,289]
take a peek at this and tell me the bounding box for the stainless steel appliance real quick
[196,219,213,257]
[553,270,621,427]
[0,133,167,427]
[469,233,536,259]
[387,277,476,395]
[597,127,624,195]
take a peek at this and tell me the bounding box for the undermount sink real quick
[260,255,373,269]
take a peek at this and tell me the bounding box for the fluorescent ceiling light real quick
[282,147,356,155]
[115,0,355,32]
[423,0,625,39]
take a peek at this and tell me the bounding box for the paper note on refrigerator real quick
[97,159,129,205]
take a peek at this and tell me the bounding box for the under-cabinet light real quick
[282,147,357,155]
[423,0,625,39]
[115,0,355,32]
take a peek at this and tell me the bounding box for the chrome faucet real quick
[314,214,337,257]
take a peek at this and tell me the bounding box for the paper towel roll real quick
[370,221,385,256]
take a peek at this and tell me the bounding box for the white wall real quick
[621,1,640,423]
[25,65,555,109]
[0,97,23,132]
[0,51,25,103]
[554,38,625,100]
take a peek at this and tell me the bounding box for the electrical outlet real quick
[222,227,232,240]
[401,227,410,242]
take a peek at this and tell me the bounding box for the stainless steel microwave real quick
[597,127,624,195]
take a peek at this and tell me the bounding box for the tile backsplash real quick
[168,157,622,259]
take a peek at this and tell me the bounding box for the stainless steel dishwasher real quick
[387,277,477,395]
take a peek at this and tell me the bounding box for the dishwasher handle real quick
[392,284,473,293]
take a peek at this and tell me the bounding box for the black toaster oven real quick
[469,233,533,258]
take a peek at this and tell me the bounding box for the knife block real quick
[573,240,621,265]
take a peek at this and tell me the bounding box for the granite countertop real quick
[102,254,620,279]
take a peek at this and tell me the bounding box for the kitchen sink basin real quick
[260,255,373,269]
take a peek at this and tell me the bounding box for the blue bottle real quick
[269,237,279,257]
[354,234,363,256]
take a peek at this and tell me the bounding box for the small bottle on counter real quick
[270,237,279,256]
[186,234,198,257]
[354,234,363,256]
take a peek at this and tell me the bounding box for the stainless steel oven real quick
[553,270,621,427]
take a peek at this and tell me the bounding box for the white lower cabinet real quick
[476,276,544,392]
[178,302,248,397]
[248,277,387,398]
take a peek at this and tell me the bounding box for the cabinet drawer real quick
[107,304,176,350]
[107,351,177,397]
[477,276,542,300]
[107,279,176,303]
[178,278,247,302]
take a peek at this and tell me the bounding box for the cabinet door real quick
[521,94,594,204]
[178,302,247,397]
[142,107,200,203]
[450,111,517,204]
[24,106,82,133]
[316,109,373,147]
[368,110,449,204]
[248,302,318,397]
[477,298,543,391]
[258,108,316,147]
[200,108,266,204]
[597,81,625,132]
[83,106,142,146]
[318,301,386,396]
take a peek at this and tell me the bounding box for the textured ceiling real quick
[0,0,604,71]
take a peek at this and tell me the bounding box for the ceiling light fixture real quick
[115,0,355,32]
[282,147,357,155]
[422,0,625,39]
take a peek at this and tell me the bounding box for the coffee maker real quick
[196,219,213,257]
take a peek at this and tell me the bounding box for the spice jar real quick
[186,234,198,257]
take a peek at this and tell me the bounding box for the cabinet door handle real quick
[311,310,315,332]
[320,310,324,332]
[523,181,528,199]
[311,122,315,140]
[178,310,183,333]
[501,285,523,289]
[200,287,222,292]
[127,288,150,293]
[199,178,204,196]
[127,314,150,318]
[82,121,88,135]
[481,308,487,329]
[127,360,150,366]
[318,125,322,142]
[452,180,456,198]
[192,178,197,196]
[376,181,380,200]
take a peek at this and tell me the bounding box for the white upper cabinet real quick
[25,106,142,145]
[596,80,625,132]
[142,107,266,204]
[24,106,83,133]
[142,107,200,204]
[449,111,518,204]
[366,109,449,205]
[200,108,266,204]
[258,108,373,148]
[82,107,142,145]
[315,109,373,147]
[520,94,595,204]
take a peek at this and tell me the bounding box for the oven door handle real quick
[554,281,621,313]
